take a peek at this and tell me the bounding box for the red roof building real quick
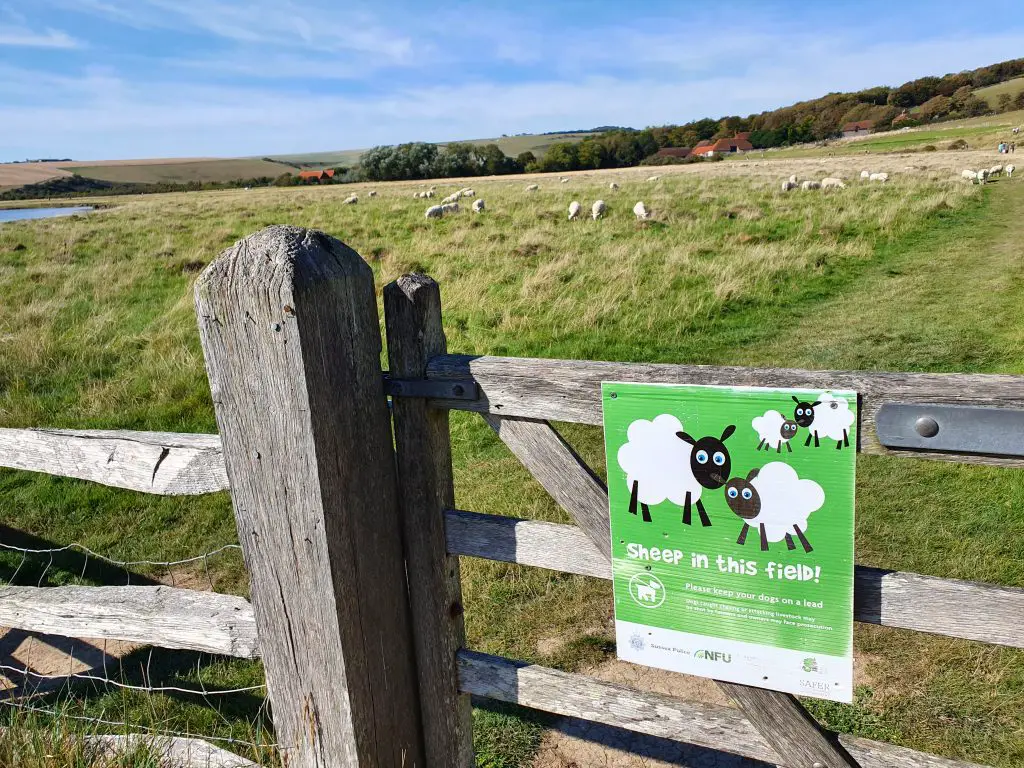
[298,169,336,182]
[841,120,875,137]
[710,137,754,153]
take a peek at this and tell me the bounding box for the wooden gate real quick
[197,226,1021,767]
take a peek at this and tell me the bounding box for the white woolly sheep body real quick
[868,172,888,182]
[1007,164,1015,178]
[860,170,870,180]
[633,201,650,220]
[781,180,798,192]
[591,200,606,220]
[526,184,539,191]
[962,169,978,181]
[990,166,1003,177]
[461,188,475,198]
[343,195,358,205]
[646,175,660,182]
[726,462,825,550]
[978,169,990,184]
[801,392,855,448]
[425,190,435,198]
[801,180,821,190]
[440,202,460,215]
[368,190,377,197]
[425,205,443,219]
[789,174,799,184]
[568,201,581,220]
[821,177,845,190]
[751,410,797,453]
[618,416,703,507]
[472,198,485,213]
[609,182,619,190]
[560,177,569,183]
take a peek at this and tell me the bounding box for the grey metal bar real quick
[876,403,1024,457]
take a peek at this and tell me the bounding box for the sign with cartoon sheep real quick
[603,382,856,702]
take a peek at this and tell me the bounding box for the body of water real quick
[0,206,94,224]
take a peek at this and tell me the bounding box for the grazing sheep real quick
[609,182,619,190]
[1007,164,1015,178]
[725,462,825,552]
[413,191,422,199]
[591,200,606,220]
[792,392,854,449]
[860,170,871,180]
[425,205,444,219]
[343,195,358,204]
[962,169,979,181]
[368,190,377,197]
[801,180,822,190]
[461,188,475,198]
[990,166,1003,177]
[978,169,990,184]
[646,175,660,182]
[526,184,539,191]
[751,410,799,453]
[472,198,485,213]
[789,174,799,184]
[781,180,798,192]
[633,201,650,220]
[617,414,736,525]
[441,193,460,204]
[568,201,582,221]
[868,172,888,182]
[425,190,435,198]
[441,202,460,214]
[560,177,570,183]
[821,177,846,190]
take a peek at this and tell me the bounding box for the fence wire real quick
[0,537,277,763]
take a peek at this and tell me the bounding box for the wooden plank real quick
[196,226,424,767]
[384,274,474,767]
[458,650,990,768]
[0,428,228,495]
[0,585,258,658]
[86,735,260,767]
[482,415,611,558]
[427,355,1024,467]
[445,510,1024,649]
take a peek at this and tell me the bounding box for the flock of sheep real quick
[780,170,887,193]
[962,164,1015,183]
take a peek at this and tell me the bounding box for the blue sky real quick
[1,0,1023,161]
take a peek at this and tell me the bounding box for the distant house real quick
[692,135,753,157]
[734,132,751,141]
[655,147,691,159]
[298,169,336,182]
[841,120,875,138]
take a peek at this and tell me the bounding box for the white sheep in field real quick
[789,174,799,184]
[1007,164,1015,178]
[725,462,824,552]
[560,177,570,183]
[343,195,358,205]
[821,177,846,190]
[461,188,475,198]
[978,169,990,184]
[781,180,798,192]
[869,172,888,182]
[646,175,660,182]
[568,201,582,220]
[990,166,1003,177]
[609,182,619,190]
[633,201,650,220]
[791,392,854,449]
[860,170,870,180]
[751,410,799,453]
[425,205,443,219]
[617,414,736,526]
[472,198,485,213]
[591,200,606,220]
[801,180,821,190]
[368,190,377,197]
[441,193,460,204]
[962,169,979,182]
[526,184,539,191]
[440,202,460,214]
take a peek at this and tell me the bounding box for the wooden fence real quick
[1,224,1021,767]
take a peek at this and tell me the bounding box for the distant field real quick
[63,158,292,184]
[975,76,1024,108]
[0,163,72,189]
[262,149,366,169]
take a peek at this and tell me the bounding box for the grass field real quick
[1,155,1023,766]
[60,158,294,185]
[975,76,1024,109]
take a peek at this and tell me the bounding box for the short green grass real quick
[1,168,1023,766]
[975,76,1024,109]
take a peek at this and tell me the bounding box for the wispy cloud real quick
[0,25,81,48]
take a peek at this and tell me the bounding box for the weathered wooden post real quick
[195,226,424,767]
[384,275,474,766]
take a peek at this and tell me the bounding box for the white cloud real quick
[0,25,81,48]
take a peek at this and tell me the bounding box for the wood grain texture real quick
[0,428,227,495]
[446,511,1024,648]
[427,355,1024,467]
[196,226,423,767]
[0,585,257,658]
[384,274,474,767]
[482,415,611,557]
[86,734,260,767]
[458,650,989,768]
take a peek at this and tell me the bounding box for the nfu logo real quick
[694,649,732,663]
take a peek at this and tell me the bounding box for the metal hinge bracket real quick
[876,403,1024,458]
[383,374,479,401]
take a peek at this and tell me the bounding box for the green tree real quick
[1015,90,1024,110]
[997,93,1014,113]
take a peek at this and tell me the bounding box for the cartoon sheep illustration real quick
[617,414,735,527]
[724,462,825,553]
[752,410,799,453]
[791,393,855,449]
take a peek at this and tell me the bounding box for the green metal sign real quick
[603,382,856,702]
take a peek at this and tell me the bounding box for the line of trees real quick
[358,142,534,182]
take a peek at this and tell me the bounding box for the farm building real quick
[298,169,336,182]
[655,147,692,159]
[691,136,753,157]
[842,119,875,138]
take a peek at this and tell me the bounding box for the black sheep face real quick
[792,396,820,428]
[724,469,761,519]
[676,425,735,489]
[780,419,799,440]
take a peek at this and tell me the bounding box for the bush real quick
[922,145,937,152]
[948,139,970,150]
